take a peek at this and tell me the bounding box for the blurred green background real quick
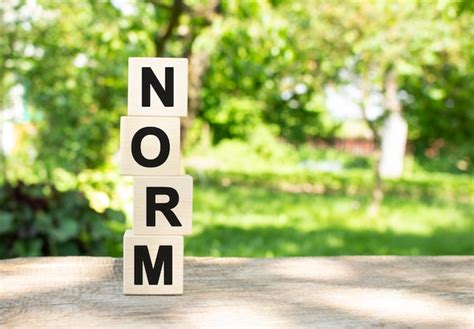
[0,0,472,258]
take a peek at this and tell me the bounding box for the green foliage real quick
[187,126,298,172]
[17,0,155,173]
[206,96,265,140]
[282,0,473,155]
[412,148,473,174]
[403,62,474,164]
[3,0,472,174]
[0,181,126,258]
[200,4,337,143]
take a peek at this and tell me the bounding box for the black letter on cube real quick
[142,67,174,107]
[131,127,170,167]
[134,245,173,285]
[146,187,182,227]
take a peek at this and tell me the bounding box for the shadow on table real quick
[0,256,472,328]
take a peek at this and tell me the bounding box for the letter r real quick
[146,187,182,227]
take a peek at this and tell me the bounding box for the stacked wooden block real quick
[120,57,191,295]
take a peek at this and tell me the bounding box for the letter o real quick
[131,127,170,167]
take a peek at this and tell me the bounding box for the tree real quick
[0,0,41,179]
[402,37,474,172]
[200,0,338,143]
[15,0,228,173]
[282,0,472,213]
[145,0,222,147]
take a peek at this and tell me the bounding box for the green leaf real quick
[36,211,53,233]
[0,212,14,234]
[13,239,43,257]
[90,220,109,240]
[57,241,80,256]
[51,218,79,242]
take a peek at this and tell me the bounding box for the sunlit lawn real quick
[187,180,473,257]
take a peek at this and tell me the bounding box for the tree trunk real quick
[179,1,220,149]
[359,77,383,216]
[150,0,219,153]
[378,112,407,178]
[0,111,6,182]
[378,68,407,179]
[181,48,210,147]
[153,0,184,58]
[0,72,8,182]
[364,68,407,215]
[369,153,384,216]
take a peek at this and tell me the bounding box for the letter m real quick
[134,245,173,285]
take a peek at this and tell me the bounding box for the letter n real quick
[142,67,174,107]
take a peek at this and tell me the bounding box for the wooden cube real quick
[123,230,183,295]
[133,175,193,236]
[128,57,188,117]
[120,116,180,176]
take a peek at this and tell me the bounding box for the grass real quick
[186,176,473,257]
[182,137,473,256]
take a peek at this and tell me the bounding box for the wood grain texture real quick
[119,116,180,176]
[0,256,472,328]
[128,57,188,117]
[133,175,193,236]
[123,231,183,295]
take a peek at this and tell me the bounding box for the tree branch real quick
[359,77,381,147]
[359,76,384,216]
[151,0,184,57]
[384,67,401,114]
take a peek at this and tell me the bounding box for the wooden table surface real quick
[0,256,472,328]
